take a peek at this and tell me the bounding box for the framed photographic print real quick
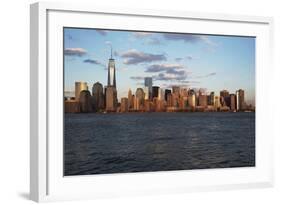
[30,2,274,202]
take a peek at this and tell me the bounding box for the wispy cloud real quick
[153,72,189,81]
[121,49,166,65]
[193,72,216,79]
[163,33,217,48]
[83,59,102,65]
[145,64,184,73]
[64,48,87,57]
[130,76,145,80]
[83,59,106,69]
[143,63,192,83]
[163,33,203,43]
[161,81,200,89]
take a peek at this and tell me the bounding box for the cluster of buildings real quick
[119,85,251,113]
[65,50,254,113]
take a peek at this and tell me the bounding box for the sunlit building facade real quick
[75,81,88,101]
[107,49,116,88]
[144,77,152,100]
[106,86,117,112]
[236,89,245,111]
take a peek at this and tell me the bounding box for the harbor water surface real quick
[64,112,255,176]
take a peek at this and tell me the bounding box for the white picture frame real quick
[30,2,274,202]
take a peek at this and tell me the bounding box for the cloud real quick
[83,59,101,65]
[153,72,189,81]
[193,72,216,79]
[163,33,203,43]
[132,32,162,45]
[121,49,166,65]
[83,58,106,69]
[161,81,200,89]
[64,48,87,57]
[166,69,187,75]
[144,63,192,83]
[130,76,145,80]
[163,33,217,47]
[96,30,107,36]
[145,64,184,73]
[180,80,200,84]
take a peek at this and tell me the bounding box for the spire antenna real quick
[110,45,113,59]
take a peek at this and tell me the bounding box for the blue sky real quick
[64,28,255,105]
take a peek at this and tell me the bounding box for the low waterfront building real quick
[64,99,80,113]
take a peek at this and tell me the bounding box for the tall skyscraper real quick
[143,86,149,100]
[188,93,196,108]
[236,89,245,111]
[164,89,171,101]
[220,90,230,98]
[152,86,159,98]
[167,93,173,107]
[214,96,221,110]
[172,86,180,96]
[92,82,104,111]
[208,91,215,106]
[158,88,164,100]
[230,94,236,110]
[75,81,88,101]
[144,77,153,100]
[106,86,117,112]
[107,47,116,88]
[220,89,230,107]
[136,88,145,108]
[79,90,92,113]
[128,89,133,109]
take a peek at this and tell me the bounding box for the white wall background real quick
[0,0,280,204]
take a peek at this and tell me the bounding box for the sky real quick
[64,28,255,105]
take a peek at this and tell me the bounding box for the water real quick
[64,112,255,176]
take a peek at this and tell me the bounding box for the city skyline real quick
[64,28,255,105]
